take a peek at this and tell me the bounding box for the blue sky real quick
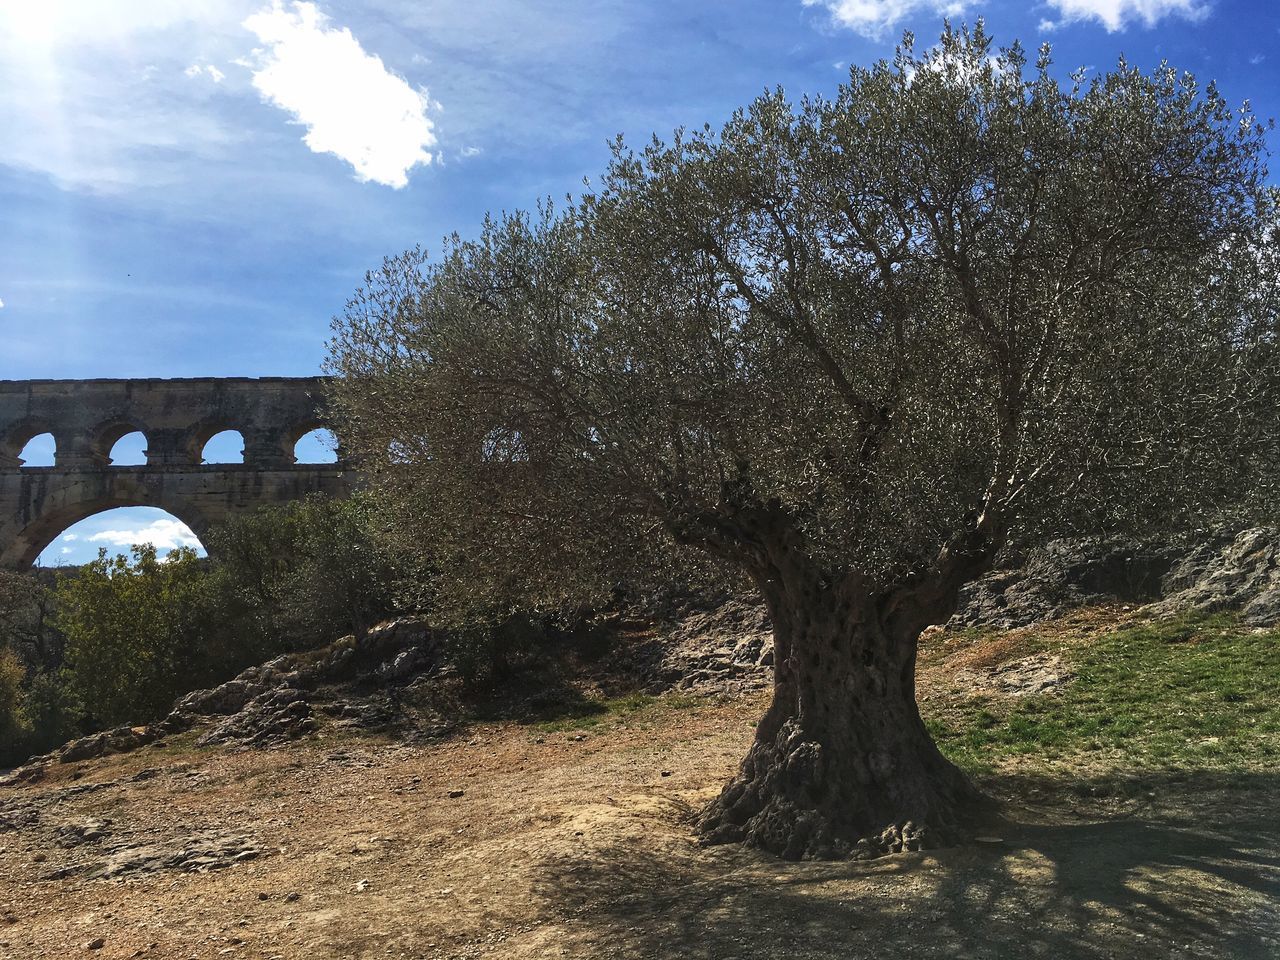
[1,0,1275,564]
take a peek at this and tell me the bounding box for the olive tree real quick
[328,26,1278,858]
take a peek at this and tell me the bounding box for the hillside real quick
[1,602,1277,959]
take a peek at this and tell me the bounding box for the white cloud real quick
[87,518,202,551]
[185,63,227,83]
[803,0,967,39]
[243,2,436,188]
[1042,0,1210,32]
[62,533,78,542]
[0,297,5,309]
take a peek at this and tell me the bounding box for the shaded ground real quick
[1,608,1277,959]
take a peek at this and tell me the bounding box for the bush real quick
[0,570,61,674]
[54,545,211,728]
[11,671,83,761]
[205,492,407,652]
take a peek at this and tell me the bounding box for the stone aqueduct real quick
[0,378,356,569]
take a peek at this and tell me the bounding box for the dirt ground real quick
[3,605,1279,960]
[1,683,1277,960]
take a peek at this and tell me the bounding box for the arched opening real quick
[89,420,150,467]
[36,506,206,568]
[107,431,148,466]
[294,428,338,464]
[18,433,56,467]
[201,430,245,464]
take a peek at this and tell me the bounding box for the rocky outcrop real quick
[0,619,442,785]
[194,687,315,748]
[39,830,266,881]
[163,618,441,748]
[951,528,1280,631]
[1148,528,1280,625]
[950,537,1180,631]
[952,653,1074,698]
[596,597,775,696]
[657,598,774,690]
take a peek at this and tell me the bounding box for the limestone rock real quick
[951,538,1179,631]
[1149,528,1280,625]
[950,528,1280,630]
[656,598,775,691]
[195,687,314,748]
[54,818,112,847]
[955,654,1073,698]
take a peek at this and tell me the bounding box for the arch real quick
[89,418,150,465]
[107,431,148,466]
[2,417,57,465]
[293,427,338,464]
[18,433,56,467]
[37,506,206,567]
[201,429,246,464]
[1,482,216,570]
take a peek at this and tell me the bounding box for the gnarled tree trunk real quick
[698,567,985,860]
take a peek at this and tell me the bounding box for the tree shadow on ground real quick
[530,770,1280,959]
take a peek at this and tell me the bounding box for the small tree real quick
[0,647,26,747]
[55,545,210,727]
[328,26,1278,858]
[0,570,60,673]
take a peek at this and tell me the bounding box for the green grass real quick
[924,611,1280,775]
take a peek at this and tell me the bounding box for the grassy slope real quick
[922,611,1280,776]
[488,607,1280,782]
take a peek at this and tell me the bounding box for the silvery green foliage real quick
[328,24,1277,620]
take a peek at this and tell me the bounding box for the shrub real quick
[205,492,407,652]
[54,545,210,727]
